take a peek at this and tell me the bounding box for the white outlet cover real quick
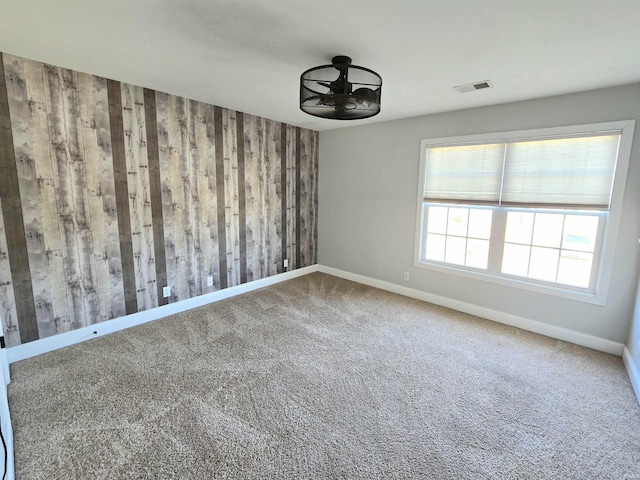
[284,259,289,268]
[207,276,213,286]
[163,286,171,298]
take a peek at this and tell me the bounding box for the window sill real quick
[413,259,606,306]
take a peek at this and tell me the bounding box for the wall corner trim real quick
[622,346,640,406]
[317,265,625,356]
[7,265,319,363]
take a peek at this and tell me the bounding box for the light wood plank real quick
[299,129,316,267]
[45,64,102,329]
[3,56,58,339]
[155,92,178,302]
[120,83,158,310]
[179,99,196,298]
[78,72,126,322]
[222,108,241,287]
[243,113,257,282]
[266,118,281,276]
[286,125,297,270]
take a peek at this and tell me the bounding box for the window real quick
[415,121,635,304]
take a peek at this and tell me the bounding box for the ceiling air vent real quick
[453,80,494,93]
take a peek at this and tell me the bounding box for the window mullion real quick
[488,208,507,274]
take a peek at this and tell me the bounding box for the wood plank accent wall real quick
[0,52,319,347]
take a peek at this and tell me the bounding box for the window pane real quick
[502,243,530,277]
[447,208,468,236]
[425,233,446,262]
[505,212,534,244]
[557,251,593,288]
[529,247,559,282]
[532,213,563,248]
[466,238,489,269]
[427,206,448,234]
[445,236,466,265]
[468,209,492,239]
[562,215,598,252]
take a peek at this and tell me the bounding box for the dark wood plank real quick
[213,106,228,289]
[0,200,21,346]
[204,104,220,290]
[266,119,279,276]
[280,122,286,273]
[310,130,319,265]
[107,79,137,314]
[0,53,39,343]
[295,127,301,269]
[144,88,168,306]
[236,111,247,284]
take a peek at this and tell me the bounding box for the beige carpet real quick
[8,272,640,479]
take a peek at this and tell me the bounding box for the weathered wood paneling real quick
[2,55,57,340]
[203,104,220,291]
[120,83,157,311]
[213,106,227,290]
[280,123,287,272]
[191,100,219,293]
[78,72,126,322]
[298,129,319,267]
[0,198,21,346]
[243,113,260,282]
[236,112,248,284]
[244,116,281,279]
[308,130,319,265]
[44,64,101,329]
[108,79,137,315]
[286,125,297,271]
[0,52,318,347]
[155,91,177,302]
[222,108,241,287]
[295,127,302,268]
[144,88,168,306]
[267,119,282,276]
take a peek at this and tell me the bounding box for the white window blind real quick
[424,132,621,209]
[424,143,505,204]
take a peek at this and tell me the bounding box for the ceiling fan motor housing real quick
[300,55,382,120]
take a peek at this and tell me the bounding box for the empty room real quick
[0,1,639,479]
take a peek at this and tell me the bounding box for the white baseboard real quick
[8,263,625,363]
[318,266,625,356]
[7,265,319,364]
[622,346,640,406]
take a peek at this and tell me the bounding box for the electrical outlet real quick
[284,258,289,269]
[207,276,213,287]
[163,286,171,298]
[403,272,410,281]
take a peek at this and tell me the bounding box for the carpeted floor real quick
[8,272,640,479]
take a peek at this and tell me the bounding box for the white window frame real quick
[414,120,635,305]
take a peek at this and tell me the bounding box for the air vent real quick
[454,80,494,94]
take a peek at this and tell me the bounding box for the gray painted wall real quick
[319,84,640,344]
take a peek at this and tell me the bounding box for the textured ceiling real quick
[1,0,640,131]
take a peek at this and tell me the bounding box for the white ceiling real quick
[1,1,640,131]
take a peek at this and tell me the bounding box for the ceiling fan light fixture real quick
[300,55,382,120]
